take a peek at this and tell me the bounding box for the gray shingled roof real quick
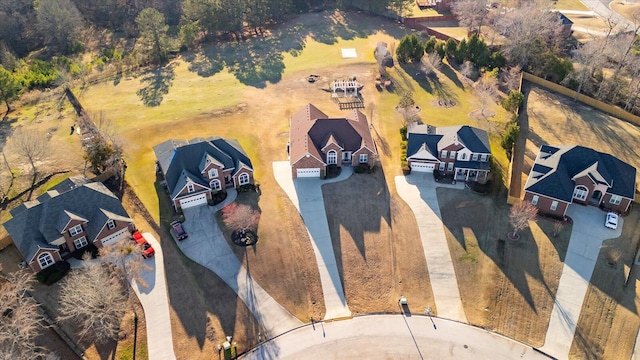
[525,145,637,201]
[3,180,133,263]
[153,137,254,199]
[407,124,491,158]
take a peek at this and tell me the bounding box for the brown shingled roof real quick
[289,104,376,166]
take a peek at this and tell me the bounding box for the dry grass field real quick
[569,208,640,360]
[611,1,640,22]
[438,188,572,346]
[322,171,436,315]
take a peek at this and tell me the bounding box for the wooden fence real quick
[522,72,640,126]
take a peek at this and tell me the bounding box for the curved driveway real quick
[395,173,467,323]
[243,315,549,360]
[273,161,352,320]
[132,233,177,360]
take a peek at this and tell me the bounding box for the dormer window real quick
[481,154,488,162]
[461,153,467,160]
[208,168,218,178]
[107,219,116,230]
[187,183,195,193]
[69,224,83,237]
[471,153,479,161]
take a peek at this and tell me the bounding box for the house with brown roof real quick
[288,104,377,178]
[3,177,135,272]
[524,145,636,217]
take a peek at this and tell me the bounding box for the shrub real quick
[400,126,408,141]
[396,34,425,63]
[36,261,71,285]
[503,90,524,113]
[237,184,256,192]
[400,141,407,150]
[501,122,520,159]
[71,244,99,260]
[211,191,228,205]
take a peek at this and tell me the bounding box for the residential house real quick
[289,104,377,178]
[524,145,636,217]
[406,123,492,182]
[3,177,135,272]
[154,137,254,210]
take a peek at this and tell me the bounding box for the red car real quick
[132,231,155,258]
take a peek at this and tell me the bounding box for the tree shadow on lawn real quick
[0,117,16,152]
[321,170,392,301]
[155,181,267,357]
[182,9,406,88]
[398,62,458,102]
[136,63,176,107]
[438,63,464,89]
[434,187,570,313]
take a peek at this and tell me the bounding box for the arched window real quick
[38,252,54,269]
[327,150,337,165]
[239,173,250,185]
[210,179,222,191]
[572,185,589,201]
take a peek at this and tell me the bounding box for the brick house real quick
[289,104,377,178]
[524,145,636,217]
[3,177,135,272]
[406,123,492,182]
[154,137,254,210]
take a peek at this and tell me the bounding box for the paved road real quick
[131,233,177,360]
[395,173,467,323]
[178,194,302,337]
[272,161,352,320]
[578,0,635,30]
[243,315,549,360]
[540,205,622,359]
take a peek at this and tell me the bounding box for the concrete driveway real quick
[242,315,548,360]
[541,205,622,359]
[395,173,467,323]
[177,195,302,337]
[131,233,177,360]
[272,161,352,320]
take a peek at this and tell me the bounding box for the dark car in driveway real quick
[170,221,188,241]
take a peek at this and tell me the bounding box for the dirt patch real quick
[569,207,640,360]
[322,171,435,315]
[469,109,495,120]
[437,187,571,346]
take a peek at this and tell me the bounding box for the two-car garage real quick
[296,168,321,178]
[179,193,208,209]
[410,162,436,172]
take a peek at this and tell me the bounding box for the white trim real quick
[210,179,222,191]
[69,224,83,237]
[550,201,559,211]
[531,195,539,205]
[321,141,344,152]
[572,185,588,201]
[208,168,218,178]
[358,153,368,163]
[327,150,338,165]
[107,219,116,230]
[74,236,88,249]
[38,252,54,269]
[291,152,325,167]
[239,173,250,185]
[609,194,622,205]
[28,246,59,263]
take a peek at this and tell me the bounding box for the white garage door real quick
[297,168,321,178]
[179,193,208,209]
[411,162,436,172]
[101,228,129,247]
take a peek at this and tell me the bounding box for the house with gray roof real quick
[3,176,135,272]
[154,137,254,210]
[289,104,377,178]
[406,123,492,182]
[524,145,636,217]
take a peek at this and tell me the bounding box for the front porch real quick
[455,168,490,183]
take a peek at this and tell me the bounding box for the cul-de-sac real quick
[2,1,640,359]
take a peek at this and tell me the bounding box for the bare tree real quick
[58,258,127,342]
[99,238,152,289]
[460,60,477,81]
[222,202,260,233]
[495,1,563,68]
[11,127,49,189]
[509,201,538,238]
[374,42,394,77]
[0,268,46,360]
[565,39,607,99]
[475,73,499,118]
[501,65,522,92]
[0,151,16,202]
[451,0,489,33]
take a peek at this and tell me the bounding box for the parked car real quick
[170,221,188,241]
[132,231,155,258]
[605,212,619,230]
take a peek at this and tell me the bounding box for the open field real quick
[554,0,590,11]
[569,207,640,360]
[438,187,572,346]
[512,82,640,200]
[611,1,640,22]
[322,171,436,315]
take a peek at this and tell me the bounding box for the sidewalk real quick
[395,173,467,323]
[272,161,352,320]
[178,192,302,337]
[132,233,177,360]
[540,205,623,359]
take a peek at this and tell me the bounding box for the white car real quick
[605,212,619,230]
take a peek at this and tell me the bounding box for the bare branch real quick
[221,202,260,233]
[509,201,538,237]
